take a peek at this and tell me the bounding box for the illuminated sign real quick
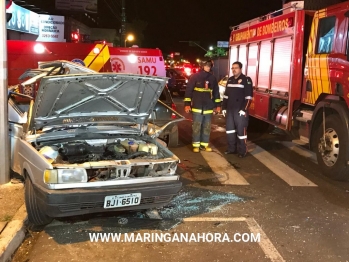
[230,14,295,45]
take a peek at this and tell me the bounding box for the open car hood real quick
[30,73,168,130]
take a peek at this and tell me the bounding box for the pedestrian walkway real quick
[197,142,318,187]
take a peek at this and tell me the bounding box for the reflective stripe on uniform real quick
[184,98,191,102]
[194,87,212,92]
[192,108,202,113]
[226,130,236,134]
[227,84,244,88]
[192,108,214,114]
[223,95,228,99]
[200,142,209,147]
[192,142,200,147]
[237,135,247,139]
[214,99,221,103]
[245,96,252,100]
[203,110,213,114]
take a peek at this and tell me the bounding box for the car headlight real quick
[44,168,88,184]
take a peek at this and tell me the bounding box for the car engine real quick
[38,138,164,164]
[36,138,178,181]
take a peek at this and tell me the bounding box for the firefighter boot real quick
[193,147,200,153]
[200,145,212,152]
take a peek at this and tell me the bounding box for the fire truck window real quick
[317,16,336,54]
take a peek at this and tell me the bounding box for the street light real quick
[209,46,214,50]
[125,34,134,47]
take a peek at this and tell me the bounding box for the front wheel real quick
[314,114,349,181]
[25,175,53,226]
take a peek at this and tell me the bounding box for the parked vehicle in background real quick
[228,1,349,180]
[8,63,184,226]
[165,68,188,96]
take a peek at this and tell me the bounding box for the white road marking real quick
[246,218,285,262]
[201,148,250,185]
[183,217,246,222]
[280,141,317,164]
[183,217,285,262]
[250,146,317,187]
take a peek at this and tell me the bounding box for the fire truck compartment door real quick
[238,45,247,75]
[247,43,258,86]
[253,92,269,120]
[257,41,272,90]
[271,36,293,93]
[229,46,238,77]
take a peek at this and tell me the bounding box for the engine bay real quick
[37,137,169,164]
[35,137,177,181]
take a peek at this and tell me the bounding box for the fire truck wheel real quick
[25,174,53,226]
[314,114,349,181]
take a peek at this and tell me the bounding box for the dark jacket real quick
[222,74,253,112]
[184,70,221,114]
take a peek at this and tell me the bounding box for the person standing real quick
[184,60,221,152]
[167,71,176,96]
[222,61,253,158]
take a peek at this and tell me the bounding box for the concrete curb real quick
[0,204,27,262]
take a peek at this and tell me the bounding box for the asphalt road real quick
[12,96,349,262]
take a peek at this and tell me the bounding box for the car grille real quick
[57,195,174,213]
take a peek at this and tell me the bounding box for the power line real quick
[103,0,121,22]
[108,0,121,14]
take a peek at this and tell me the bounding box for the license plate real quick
[104,193,141,209]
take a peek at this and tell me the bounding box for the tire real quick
[314,114,349,181]
[25,176,53,226]
[167,125,179,147]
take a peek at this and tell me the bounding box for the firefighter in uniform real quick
[222,61,253,157]
[184,60,221,152]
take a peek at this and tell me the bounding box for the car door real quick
[8,92,32,175]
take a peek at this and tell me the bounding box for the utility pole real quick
[0,2,10,184]
[121,0,126,46]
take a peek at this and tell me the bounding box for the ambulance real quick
[7,40,166,86]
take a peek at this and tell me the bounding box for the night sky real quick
[23,0,285,61]
[118,0,284,60]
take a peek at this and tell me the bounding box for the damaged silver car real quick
[9,70,184,226]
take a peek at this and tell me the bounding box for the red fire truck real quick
[7,40,166,86]
[228,1,349,180]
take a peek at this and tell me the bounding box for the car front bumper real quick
[33,180,182,218]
